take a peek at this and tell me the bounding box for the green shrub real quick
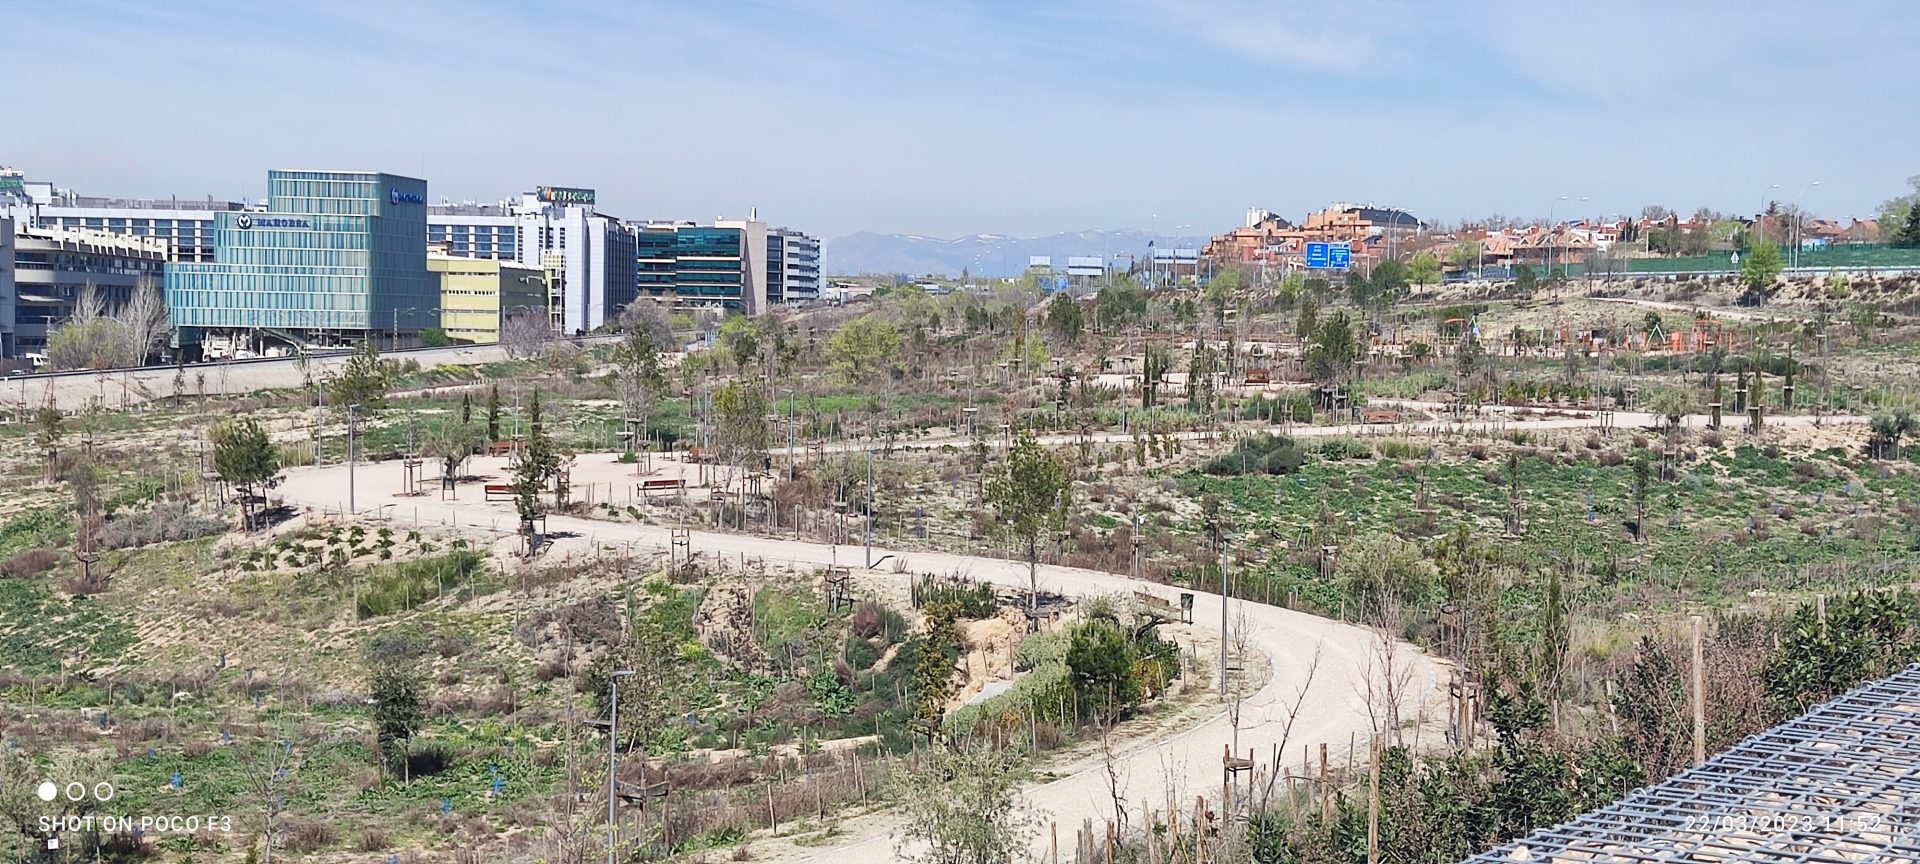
[1203,433,1305,476]
[1316,437,1375,460]
[912,576,996,619]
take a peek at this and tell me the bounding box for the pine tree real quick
[485,383,501,442]
[1900,205,1920,247]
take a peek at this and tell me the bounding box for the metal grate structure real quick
[1464,664,1920,863]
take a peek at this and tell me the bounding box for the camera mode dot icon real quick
[36,782,56,802]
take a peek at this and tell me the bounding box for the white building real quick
[0,172,243,264]
[428,187,635,333]
[773,227,823,304]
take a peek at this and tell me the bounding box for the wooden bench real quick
[637,478,685,498]
[485,441,516,457]
[1362,408,1402,425]
[484,483,516,502]
[1134,590,1179,619]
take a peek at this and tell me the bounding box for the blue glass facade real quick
[166,171,436,337]
[632,225,747,307]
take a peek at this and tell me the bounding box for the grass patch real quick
[356,550,487,618]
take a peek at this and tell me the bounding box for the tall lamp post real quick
[1546,196,1568,277]
[607,669,636,864]
[1790,181,1821,269]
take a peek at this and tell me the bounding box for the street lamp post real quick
[607,669,636,864]
[1546,196,1568,278]
[1791,181,1821,269]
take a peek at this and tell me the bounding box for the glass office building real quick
[166,171,435,350]
[629,220,819,311]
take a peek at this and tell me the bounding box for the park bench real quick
[485,441,516,457]
[1135,590,1179,619]
[484,483,515,502]
[637,478,685,498]
[1362,408,1401,425]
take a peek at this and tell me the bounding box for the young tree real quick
[485,382,502,442]
[1307,310,1358,387]
[1371,259,1409,299]
[1741,240,1784,293]
[1295,294,1319,340]
[33,399,63,484]
[717,313,763,371]
[892,744,1038,864]
[1407,251,1442,286]
[1899,205,1920,247]
[326,340,391,411]
[1630,455,1652,541]
[510,391,562,544]
[1141,343,1173,408]
[611,325,666,448]
[827,316,902,384]
[424,420,485,491]
[237,733,302,864]
[1044,295,1084,344]
[459,391,472,424]
[1514,263,1539,291]
[712,382,769,520]
[985,433,1071,611]
[1450,241,1481,272]
[369,662,424,782]
[211,417,280,530]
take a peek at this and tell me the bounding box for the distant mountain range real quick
[824,229,1211,278]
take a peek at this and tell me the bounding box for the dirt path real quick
[275,459,1450,862]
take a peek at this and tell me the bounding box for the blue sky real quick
[8,1,1916,239]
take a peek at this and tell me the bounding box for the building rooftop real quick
[50,196,244,212]
[1461,664,1920,863]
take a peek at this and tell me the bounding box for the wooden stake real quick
[1368,735,1381,864]
[1195,795,1206,864]
[1052,821,1059,864]
[1691,615,1706,766]
[1319,742,1330,823]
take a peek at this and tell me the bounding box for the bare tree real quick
[1360,597,1418,747]
[237,733,302,864]
[1100,721,1130,832]
[1257,642,1324,811]
[123,279,170,365]
[501,310,552,360]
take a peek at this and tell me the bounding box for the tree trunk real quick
[1029,552,1039,613]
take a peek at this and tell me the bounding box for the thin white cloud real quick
[1113,0,1383,70]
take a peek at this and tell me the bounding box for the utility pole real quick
[608,669,635,864]
[347,403,358,514]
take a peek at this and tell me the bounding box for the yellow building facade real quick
[428,255,547,344]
